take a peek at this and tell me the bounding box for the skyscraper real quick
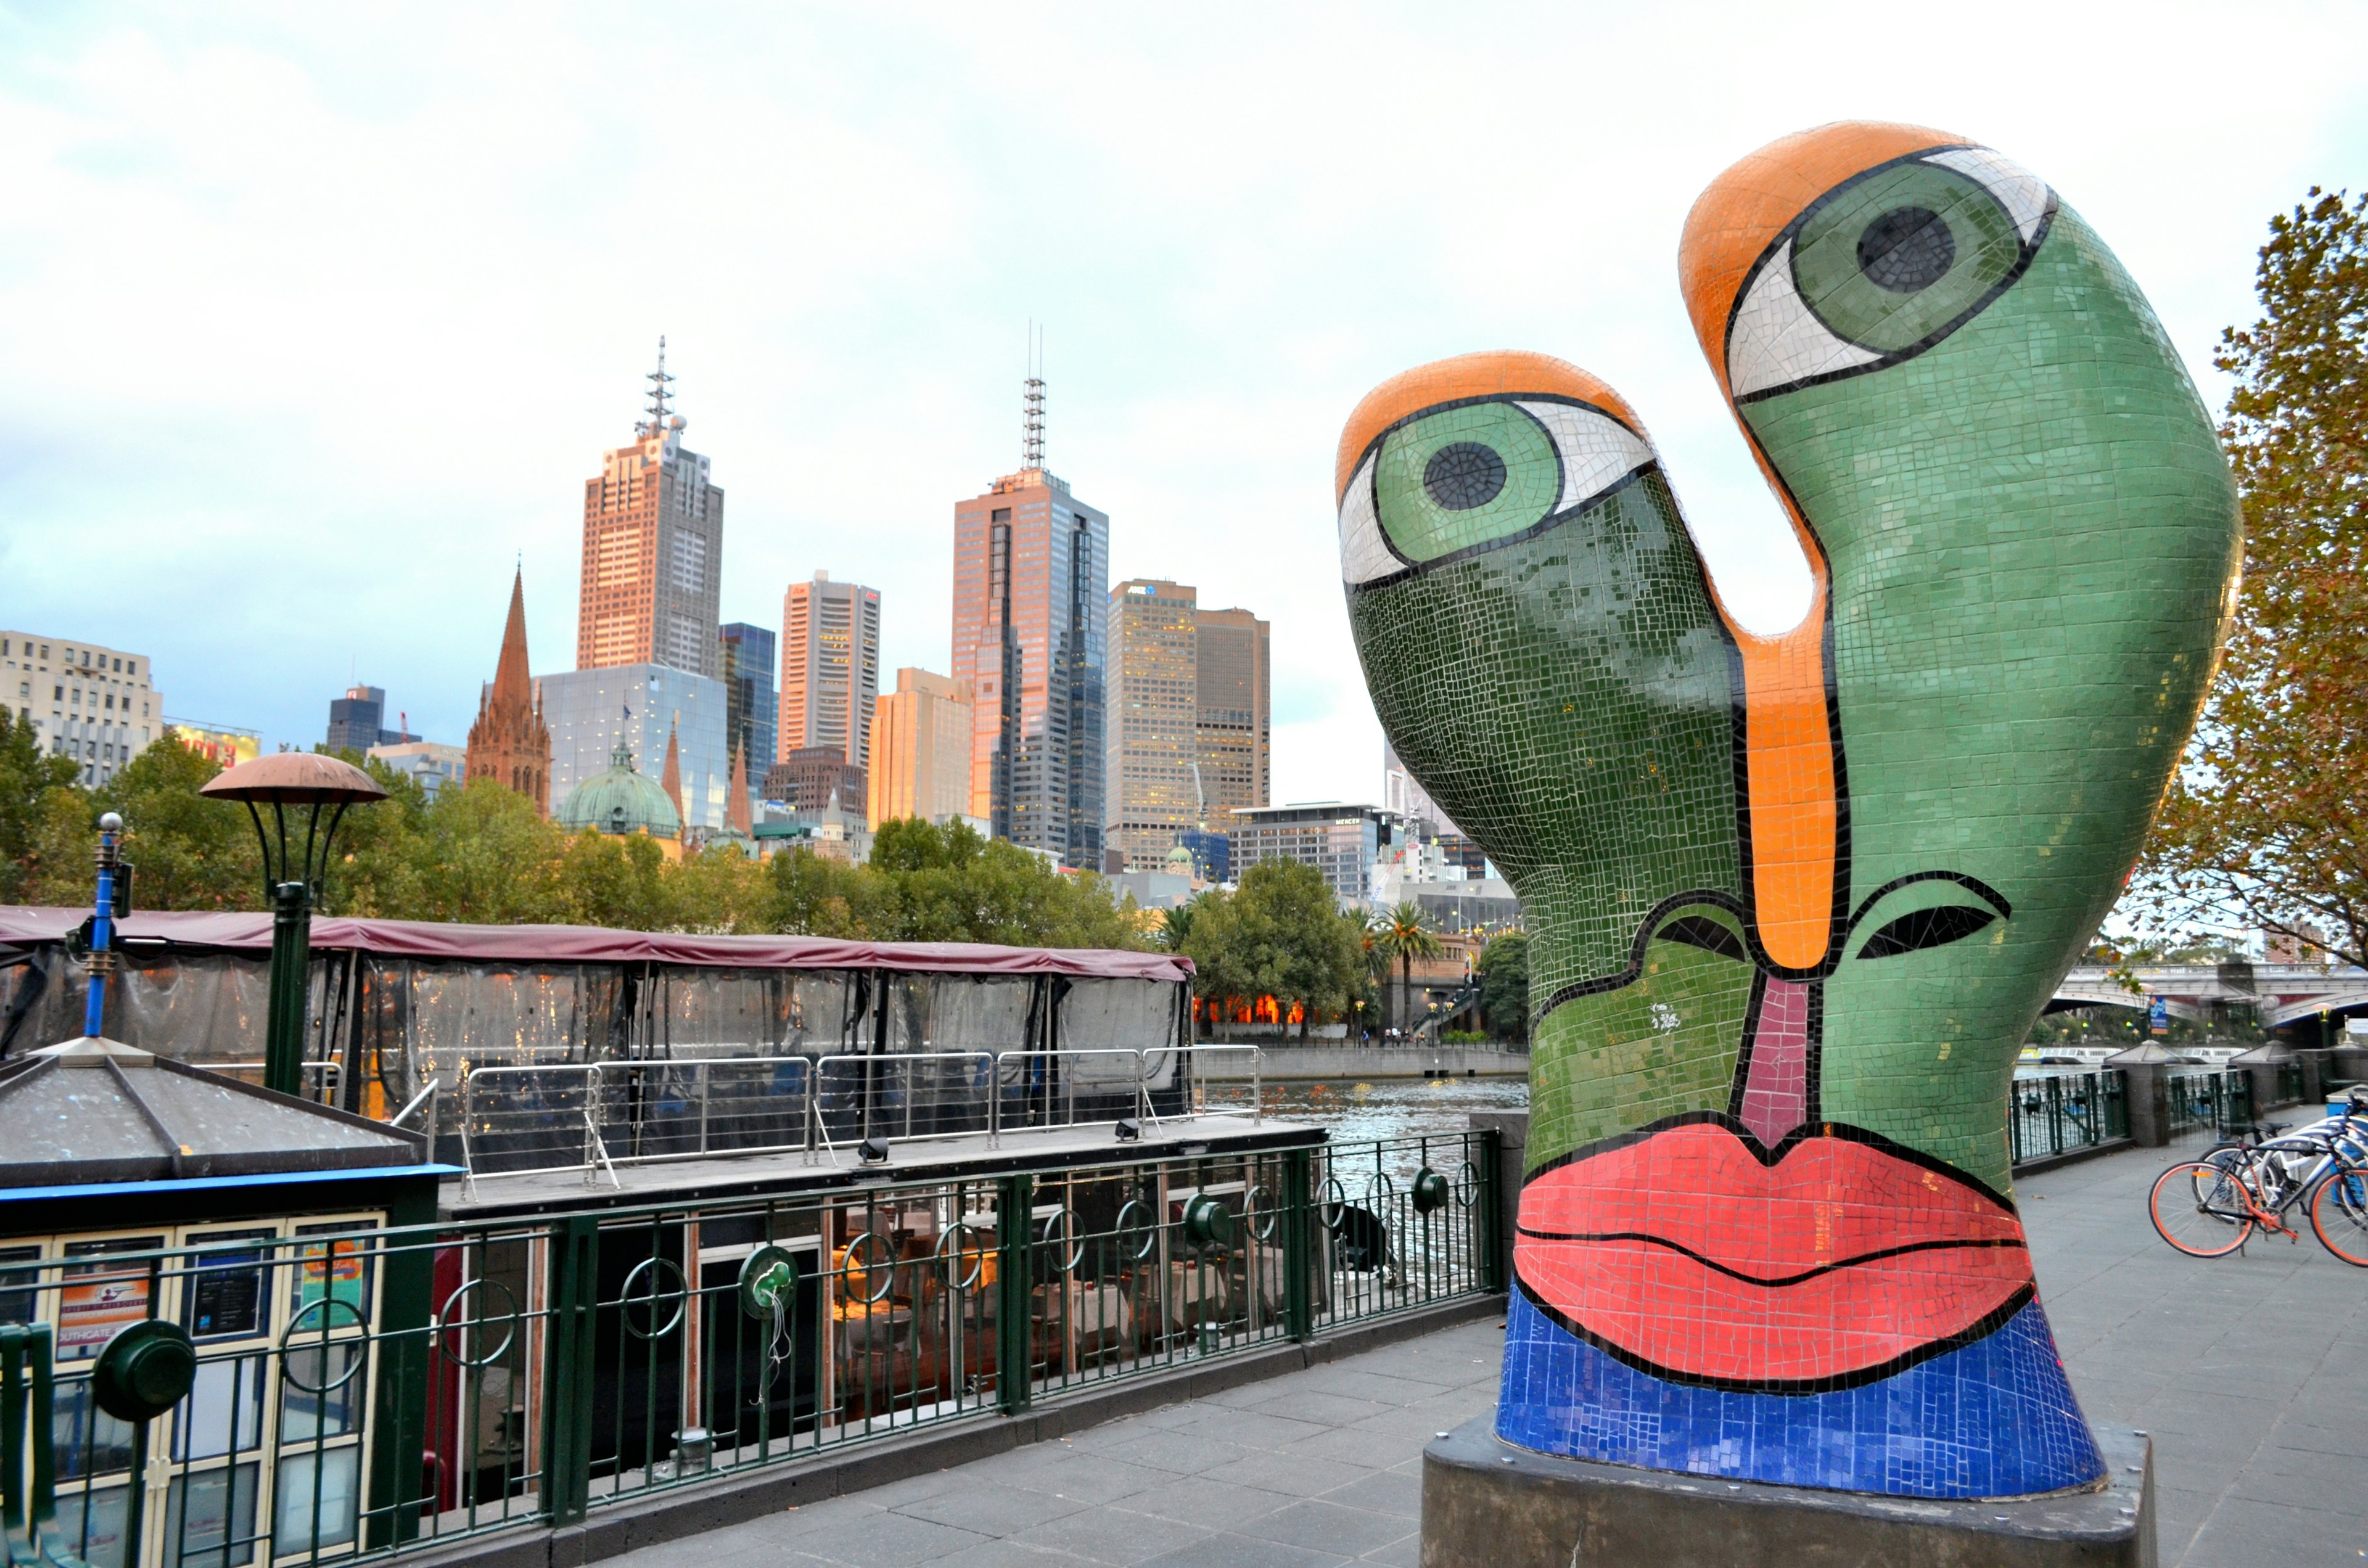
[1104,581,1199,872]
[326,686,417,753]
[1103,583,1270,874]
[951,377,1108,866]
[718,622,778,782]
[1194,604,1270,827]
[576,340,725,678]
[869,668,974,827]
[1383,739,1460,836]
[466,569,553,813]
[779,572,881,770]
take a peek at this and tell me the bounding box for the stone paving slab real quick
[602,1142,2366,1568]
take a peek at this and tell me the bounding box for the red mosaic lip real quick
[1513,1120,2033,1389]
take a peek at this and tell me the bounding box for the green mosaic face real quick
[1347,125,2240,1498]
[1335,142,2241,1198]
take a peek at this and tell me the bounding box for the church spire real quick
[467,564,553,816]
[660,715,684,823]
[727,744,753,837]
[493,567,533,710]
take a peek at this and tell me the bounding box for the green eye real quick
[1790,160,2026,354]
[1373,401,1564,565]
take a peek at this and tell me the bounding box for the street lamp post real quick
[199,753,386,1098]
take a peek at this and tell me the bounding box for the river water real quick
[1262,1076,1527,1146]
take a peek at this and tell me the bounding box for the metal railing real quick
[2007,1071,2129,1164]
[2166,1069,2255,1140]
[458,1047,1264,1182]
[0,1131,1500,1568]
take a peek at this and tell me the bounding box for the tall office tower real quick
[870,668,975,827]
[950,377,1108,866]
[466,569,553,813]
[326,685,418,752]
[1,633,162,789]
[576,340,725,677]
[1103,585,1270,874]
[1104,581,1200,872]
[718,622,778,789]
[1194,605,1270,824]
[779,572,881,771]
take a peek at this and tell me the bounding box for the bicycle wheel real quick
[2152,1161,2255,1257]
[2309,1164,2368,1267]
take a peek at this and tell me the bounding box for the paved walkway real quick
[607,1141,2366,1568]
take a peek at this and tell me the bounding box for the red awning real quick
[0,907,1192,982]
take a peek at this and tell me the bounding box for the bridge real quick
[2052,961,2368,1028]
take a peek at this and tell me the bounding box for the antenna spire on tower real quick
[638,335,676,437]
[1021,322,1045,470]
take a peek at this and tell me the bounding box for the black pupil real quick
[1423,441,1507,511]
[1857,206,1955,293]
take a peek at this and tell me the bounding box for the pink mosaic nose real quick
[1736,977,1812,1147]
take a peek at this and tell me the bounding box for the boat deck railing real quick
[458,1045,1264,1186]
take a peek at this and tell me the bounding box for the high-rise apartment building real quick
[951,380,1108,867]
[719,622,778,782]
[779,572,881,772]
[868,668,974,827]
[1103,583,1270,874]
[1,633,162,789]
[576,342,725,678]
[467,569,553,813]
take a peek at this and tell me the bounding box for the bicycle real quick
[2149,1090,2368,1266]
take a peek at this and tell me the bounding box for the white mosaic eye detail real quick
[1725,147,2055,403]
[1338,399,1656,588]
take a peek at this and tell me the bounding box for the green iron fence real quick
[2166,1069,2255,1141]
[2008,1072,2129,1164]
[0,1130,1500,1568]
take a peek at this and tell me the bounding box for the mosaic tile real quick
[1331,121,2241,1497]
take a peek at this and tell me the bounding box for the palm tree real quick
[1376,901,1442,1041]
[1359,913,1392,1038]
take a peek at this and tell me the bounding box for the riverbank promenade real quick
[601,1143,2367,1568]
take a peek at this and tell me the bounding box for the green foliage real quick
[2137,187,2368,966]
[1180,860,1363,1037]
[1477,929,1530,1042]
[0,709,80,902]
[8,757,1143,950]
[1372,899,1444,1034]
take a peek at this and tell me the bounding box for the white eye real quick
[1336,398,1658,588]
[1724,147,2055,404]
[1336,448,1396,586]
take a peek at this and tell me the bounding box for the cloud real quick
[1,2,2361,810]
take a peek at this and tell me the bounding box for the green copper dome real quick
[556,741,681,840]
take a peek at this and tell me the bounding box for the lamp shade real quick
[198,752,388,806]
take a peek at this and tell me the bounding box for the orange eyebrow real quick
[1677,120,1965,402]
[1334,351,1646,505]
[1675,122,1963,972]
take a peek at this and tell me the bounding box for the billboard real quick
[171,721,261,770]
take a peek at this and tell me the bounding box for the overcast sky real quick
[3,4,2364,806]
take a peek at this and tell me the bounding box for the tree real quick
[1374,900,1443,1038]
[1181,861,1362,1040]
[2134,188,2368,966]
[1476,930,1530,1043]
[0,710,80,902]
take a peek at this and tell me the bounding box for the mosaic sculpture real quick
[1334,122,2240,1496]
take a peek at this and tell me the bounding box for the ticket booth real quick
[0,1035,445,1568]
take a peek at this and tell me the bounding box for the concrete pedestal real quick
[1421,1416,2153,1568]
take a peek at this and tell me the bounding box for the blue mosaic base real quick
[1497,1285,2106,1498]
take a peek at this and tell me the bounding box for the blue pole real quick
[85,811,122,1038]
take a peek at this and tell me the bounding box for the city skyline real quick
[1,10,2361,811]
